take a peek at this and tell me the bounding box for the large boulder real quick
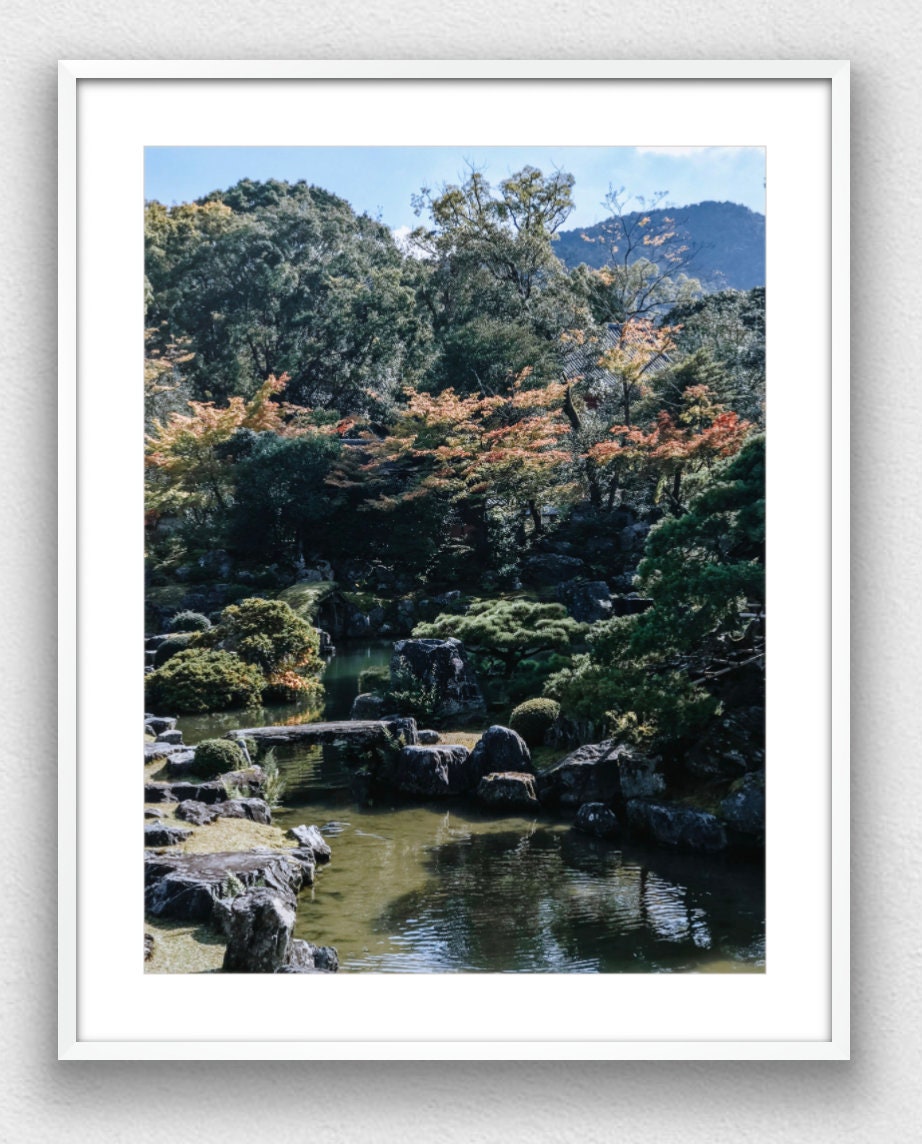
[683,707,765,780]
[155,729,184,745]
[626,800,728,853]
[222,888,295,973]
[382,744,474,798]
[573,802,621,841]
[144,823,192,847]
[557,580,612,624]
[522,553,587,585]
[162,750,199,778]
[719,770,765,843]
[144,850,303,923]
[536,741,663,808]
[215,798,273,825]
[350,692,387,720]
[144,740,189,764]
[175,799,220,825]
[285,824,332,863]
[145,715,176,736]
[469,725,533,780]
[391,638,485,719]
[476,772,540,811]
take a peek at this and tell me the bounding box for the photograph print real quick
[141,144,766,976]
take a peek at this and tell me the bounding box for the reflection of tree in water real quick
[374,828,764,973]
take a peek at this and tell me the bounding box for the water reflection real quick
[268,747,764,974]
[172,641,765,975]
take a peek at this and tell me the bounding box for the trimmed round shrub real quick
[208,597,321,675]
[191,738,249,777]
[358,665,391,694]
[509,698,561,747]
[167,610,212,633]
[145,649,264,715]
[153,632,196,667]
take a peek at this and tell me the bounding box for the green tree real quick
[410,165,586,395]
[227,430,343,565]
[546,436,764,746]
[148,181,430,409]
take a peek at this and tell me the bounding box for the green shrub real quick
[386,656,440,721]
[145,649,264,715]
[358,665,391,693]
[509,698,561,747]
[153,632,196,667]
[192,738,249,776]
[206,597,321,676]
[167,610,212,633]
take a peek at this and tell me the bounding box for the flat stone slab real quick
[225,718,417,750]
[144,850,305,922]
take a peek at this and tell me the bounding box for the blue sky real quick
[145,146,765,232]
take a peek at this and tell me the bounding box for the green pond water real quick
[175,641,765,974]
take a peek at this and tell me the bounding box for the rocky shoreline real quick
[144,635,764,974]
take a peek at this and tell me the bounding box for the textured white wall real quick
[0,1,915,1138]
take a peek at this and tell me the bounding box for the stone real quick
[144,740,189,763]
[226,719,418,751]
[166,780,230,805]
[216,767,266,792]
[417,729,441,744]
[537,741,663,808]
[626,800,728,852]
[145,716,177,736]
[162,750,199,778]
[719,770,765,842]
[557,579,613,624]
[573,802,621,841]
[222,888,296,973]
[285,851,317,884]
[350,692,387,720]
[683,707,765,780]
[618,522,650,552]
[383,744,474,798]
[144,823,192,847]
[144,808,165,819]
[522,553,587,585]
[144,933,154,961]
[175,799,220,825]
[469,725,533,780]
[390,638,485,719]
[144,782,177,804]
[476,771,540,810]
[145,850,304,923]
[286,938,340,973]
[155,729,184,745]
[215,798,273,825]
[285,824,332,863]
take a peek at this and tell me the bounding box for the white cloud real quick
[634,146,757,159]
[392,225,431,259]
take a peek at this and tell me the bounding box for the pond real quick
[174,641,765,974]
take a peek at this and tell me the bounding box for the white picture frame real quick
[59,59,849,1060]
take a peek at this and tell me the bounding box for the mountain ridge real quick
[553,200,765,292]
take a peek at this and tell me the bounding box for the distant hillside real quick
[554,200,765,292]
